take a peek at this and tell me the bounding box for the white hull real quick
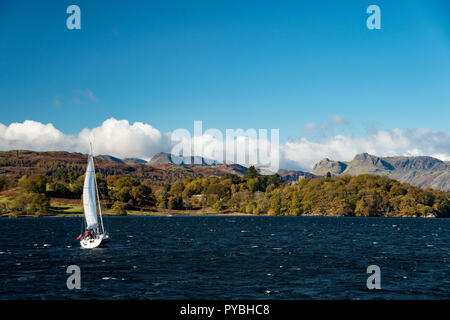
[80,233,109,249]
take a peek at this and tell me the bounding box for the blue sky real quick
[0,0,449,165]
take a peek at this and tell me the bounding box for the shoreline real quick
[1,212,442,218]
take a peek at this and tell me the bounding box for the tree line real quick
[0,165,449,217]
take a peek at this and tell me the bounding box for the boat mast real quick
[90,143,106,234]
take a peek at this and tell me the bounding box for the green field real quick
[0,194,249,217]
[3,199,226,217]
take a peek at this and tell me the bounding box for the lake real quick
[0,216,448,299]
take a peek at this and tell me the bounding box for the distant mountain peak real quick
[94,154,147,165]
[96,154,125,164]
[312,158,347,176]
[148,152,222,166]
[311,153,449,192]
[123,157,147,165]
[353,152,373,160]
[349,153,394,172]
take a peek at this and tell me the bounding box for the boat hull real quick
[80,233,109,249]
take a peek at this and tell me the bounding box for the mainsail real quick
[83,155,99,230]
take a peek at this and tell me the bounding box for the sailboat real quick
[78,149,109,249]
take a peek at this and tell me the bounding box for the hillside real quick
[312,153,450,191]
[1,150,449,218]
[96,154,147,165]
[2,150,448,191]
[277,169,319,183]
[0,150,247,184]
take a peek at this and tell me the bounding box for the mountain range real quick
[0,150,448,191]
[147,152,222,166]
[146,153,317,181]
[312,153,450,192]
[0,150,247,185]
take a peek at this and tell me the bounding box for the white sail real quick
[83,155,98,230]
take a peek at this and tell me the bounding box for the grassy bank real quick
[0,197,253,217]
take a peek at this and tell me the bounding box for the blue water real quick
[0,216,448,299]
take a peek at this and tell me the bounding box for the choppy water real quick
[0,216,448,299]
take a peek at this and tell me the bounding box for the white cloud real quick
[330,115,348,125]
[80,88,98,102]
[281,128,450,170]
[0,120,75,151]
[77,118,171,160]
[0,118,449,170]
[0,118,169,161]
[302,114,349,139]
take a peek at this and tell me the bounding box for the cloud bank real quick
[281,128,450,170]
[0,118,449,170]
[0,118,170,160]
